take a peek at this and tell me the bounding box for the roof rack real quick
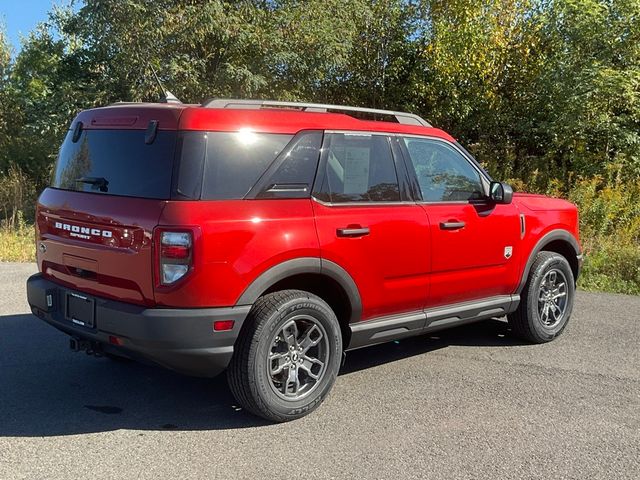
[201,98,431,127]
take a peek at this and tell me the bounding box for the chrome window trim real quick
[324,131,491,185]
[312,132,408,206]
[312,130,493,207]
[415,200,471,206]
[324,130,396,136]
[311,196,419,208]
[398,134,491,188]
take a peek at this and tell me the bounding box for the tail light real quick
[155,230,193,286]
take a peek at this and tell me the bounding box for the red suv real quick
[27,99,583,421]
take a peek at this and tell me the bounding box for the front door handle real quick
[440,221,465,230]
[337,227,370,238]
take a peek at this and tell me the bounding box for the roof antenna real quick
[148,63,181,104]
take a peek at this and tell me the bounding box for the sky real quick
[0,0,73,52]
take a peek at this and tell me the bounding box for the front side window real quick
[314,133,400,203]
[401,137,484,202]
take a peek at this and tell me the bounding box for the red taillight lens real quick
[158,231,193,285]
[213,320,235,331]
[161,245,190,259]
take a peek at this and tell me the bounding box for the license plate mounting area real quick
[65,292,95,329]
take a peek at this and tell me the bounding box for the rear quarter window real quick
[201,132,293,200]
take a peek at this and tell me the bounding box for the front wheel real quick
[508,251,575,343]
[228,290,342,422]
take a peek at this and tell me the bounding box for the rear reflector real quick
[213,320,235,332]
[109,335,124,346]
[161,245,190,259]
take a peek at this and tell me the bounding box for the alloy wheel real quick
[267,315,329,401]
[537,268,568,328]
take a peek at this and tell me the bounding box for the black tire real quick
[508,251,575,343]
[228,290,342,422]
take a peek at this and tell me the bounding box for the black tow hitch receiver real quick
[69,337,103,356]
[69,337,90,352]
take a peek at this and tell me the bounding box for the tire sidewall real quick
[250,296,342,420]
[526,254,575,340]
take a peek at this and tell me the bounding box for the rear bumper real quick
[26,273,250,377]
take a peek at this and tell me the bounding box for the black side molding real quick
[347,295,519,350]
[235,257,362,323]
[517,229,581,293]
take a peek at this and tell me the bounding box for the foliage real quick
[0,0,638,292]
[0,213,35,262]
[0,163,35,229]
[578,237,640,294]
[569,174,640,294]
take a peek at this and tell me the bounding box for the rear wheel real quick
[508,251,575,343]
[228,290,342,422]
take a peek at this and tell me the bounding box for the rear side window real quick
[314,133,400,203]
[201,132,292,200]
[52,130,176,199]
[254,131,323,199]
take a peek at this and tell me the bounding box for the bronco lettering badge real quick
[54,221,113,240]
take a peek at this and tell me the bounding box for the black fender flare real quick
[235,257,362,323]
[517,229,581,293]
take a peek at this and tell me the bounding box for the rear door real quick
[37,123,178,306]
[312,132,430,320]
[398,136,522,307]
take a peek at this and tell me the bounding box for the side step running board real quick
[347,295,519,350]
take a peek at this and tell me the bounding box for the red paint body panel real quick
[36,103,582,324]
[179,107,455,139]
[155,199,320,307]
[312,201,430,319]
[37,188,165,306]
[423,202,522,306]
[74,104,185,130]
[513,196,581,281]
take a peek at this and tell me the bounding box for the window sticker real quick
[343,147,370,194]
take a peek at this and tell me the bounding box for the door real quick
[312,132,431,320]
[398,136,522,307]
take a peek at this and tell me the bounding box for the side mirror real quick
[489,181,513,204]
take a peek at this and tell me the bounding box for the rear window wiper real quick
[76,177,109,192]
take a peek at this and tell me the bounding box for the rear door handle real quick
[337,227,370,238]
[439,221,465,230]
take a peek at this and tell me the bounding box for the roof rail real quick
[201,98,431,127]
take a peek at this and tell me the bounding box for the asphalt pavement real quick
[1,262,638,479]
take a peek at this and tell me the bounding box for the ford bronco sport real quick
[27,99,583,422]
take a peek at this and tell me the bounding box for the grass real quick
[578,236,640,295]
[0,224,36,262]
[1,223,637,295]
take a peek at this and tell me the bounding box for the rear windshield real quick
[52,130,176,199]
